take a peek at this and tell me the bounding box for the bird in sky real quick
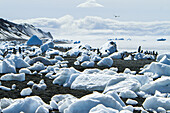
[114,15,120,18]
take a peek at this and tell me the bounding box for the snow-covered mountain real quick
[0,18,53,41]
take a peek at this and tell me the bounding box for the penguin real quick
[19,47,22,54]
[138,46,141,53]
[13,48,16,54]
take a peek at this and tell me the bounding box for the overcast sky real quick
[0,0,170,21]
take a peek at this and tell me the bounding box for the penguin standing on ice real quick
[138,46,141,53]
[13,48,16,54]
[96,48,102,56]
[19,47,22,54]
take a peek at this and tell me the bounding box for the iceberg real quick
[27,35,43,46]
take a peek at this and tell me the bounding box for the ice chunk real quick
[143,96,170,111]
[46,41,54,48]
[124,55,133,60]
[134,53,145,60]
[32,83,47,91]
[24,56,31,62]
[126,99,138,105]
[101,69,117,75]
[77,54,90,62]
[83,68,100,74]
[64,99,100,113]
[20,88,32,96]
[81,61,95,67]
[19,68,32,74]
[123,105,134,112]
[91,55,101,62]
[154,90,167,97]
[51,94,77,112]
[47,49,60,56]
[159,55,170,65]
[71,74,114,91]
[11,84,16,90]
[47,66,55,72]
[130,71,136,75]
[132,74,152,86]
[35,105,49,113]
[45,72,54,78]
[65,93,123,113]
[156,53,170,62]
[89,104,119,113]
[0,86,11,91]
[97,57,113,67]
[51,94,76,103]
[55,56,64,61]
[120,90,138,98]
[140,62,170,76]
[140,77,170,94]
[10,55,30,68]
[105,91,126,107]
[28,62,45,71]
[33,71,38,74]
[157,107,166,113]
[28,56,52,65]
[136,91,146,97]
[53,68,78,86]
[63,74,79,87]
[50,100,58,110]
[58,97,76,113]
[133,107,145,112]
[27,81,34,86]
[66,48,81,57]
[2,59,16,74]
[40,43,49,53]
[123,68,131,74]
[109,52,123,59]
[74,61,80,65]
[0,98,13,109]
[2,96,50,113]
[104,77,140,93]
[110,67,118,72]
[27,35,43,46]
[99,41,117,55]
[1,73,25,81]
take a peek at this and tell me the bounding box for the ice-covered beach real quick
[0,32,170,112]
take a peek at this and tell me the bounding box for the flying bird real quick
[114,15,120,18]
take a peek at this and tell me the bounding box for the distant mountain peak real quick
[0,18,53,41]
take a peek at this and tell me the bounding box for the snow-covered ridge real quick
[0,18,53,40]
[13,15,170,36]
